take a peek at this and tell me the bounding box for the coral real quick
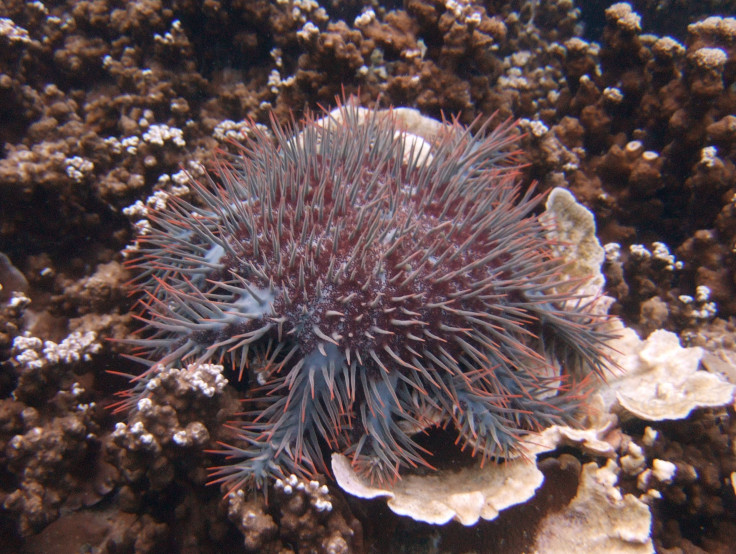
[107,362,233,492]
[642,408,736,552]
[52,261,127,316]
[2,0,736,550]
[125,102,612,493]
[602,239,695,334]
[0,255,29,385]
[532,459,654,553]
[332,448,546,527]
[544,187,606,297]
[227,474,361,553]
[2,381,108,537]
[605,3,642,34]
[226,492,278,552]
[602,326,735,421]
[97,361,245,550]
[10,330,102,405]
[677,230,733,314]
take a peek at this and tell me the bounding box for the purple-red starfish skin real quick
[120,100,612,492]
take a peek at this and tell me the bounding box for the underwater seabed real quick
[3,0,736,552]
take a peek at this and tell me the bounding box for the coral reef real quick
[2,0,736,551]
[642,409,736,552]
[227,474,362,553]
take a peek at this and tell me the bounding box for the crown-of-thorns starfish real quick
[120,100,612,491]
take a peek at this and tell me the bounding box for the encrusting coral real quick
[120,100,613,493]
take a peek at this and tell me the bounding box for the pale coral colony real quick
[122,101,612,492]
